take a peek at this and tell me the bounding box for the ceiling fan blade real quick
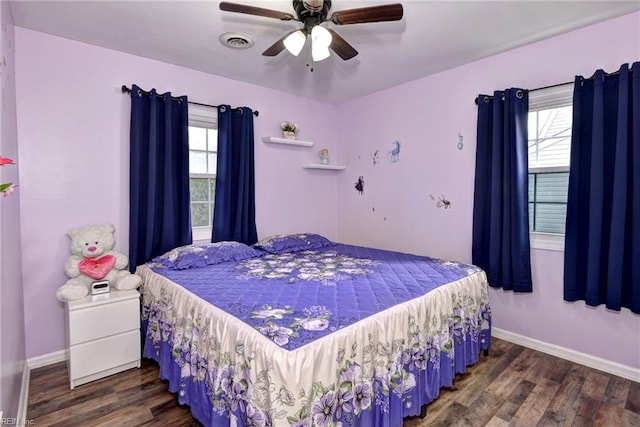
[262,31,297,57]
[330,3,403,25]
[327,29,358,60]
[220,2,295,21]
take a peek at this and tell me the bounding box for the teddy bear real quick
[56,224,142,301]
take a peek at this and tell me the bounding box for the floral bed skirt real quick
[140,267,492,427]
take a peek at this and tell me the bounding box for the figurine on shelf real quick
[319,148,330,164]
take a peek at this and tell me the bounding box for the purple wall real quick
[335,12,640,369]
[15,28,339,359]
[0,0,26,418]
[13,12,640,372]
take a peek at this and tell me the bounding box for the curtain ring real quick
[483,96,490,104]
[516,90,523,99]
[136,89,142,97]
[237,108,244,115]
[219,106,226,112]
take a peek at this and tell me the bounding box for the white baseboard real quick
[16,350,68,423]
[17,361,29,424]
[492,328,640,383]
[26,349,67,370]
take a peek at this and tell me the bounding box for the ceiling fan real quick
[219,0,403,61]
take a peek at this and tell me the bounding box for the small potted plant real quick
[281,121,299,140]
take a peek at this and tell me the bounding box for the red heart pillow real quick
[79,255,116,280]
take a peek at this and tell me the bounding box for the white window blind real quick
[188,105,218,242]
[527,83,573,244]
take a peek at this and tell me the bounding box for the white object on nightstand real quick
[65,289,141,389]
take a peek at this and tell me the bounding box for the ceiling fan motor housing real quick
[294,0,332,31]
[302,0,324,12]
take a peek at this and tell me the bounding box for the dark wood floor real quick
[27,338,640,426]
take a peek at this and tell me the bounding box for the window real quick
[188,106,217,241]
[527,83,573,250]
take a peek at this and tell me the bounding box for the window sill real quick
[530,232,565,252]
[193,226,212,242]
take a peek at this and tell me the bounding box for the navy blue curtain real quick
[564,62,640,314]
[472,89,533,292]
[212,105,258,245]
[128,84,192,272]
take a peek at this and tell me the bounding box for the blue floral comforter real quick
[139,244,491,427]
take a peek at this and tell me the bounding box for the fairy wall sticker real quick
[388,141,401,163]
[430,194,452,209]
[371,150,380,166]
[355,176,364,195]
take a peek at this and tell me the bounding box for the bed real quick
[137,234,491,426]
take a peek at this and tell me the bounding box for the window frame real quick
[188,105,218,242]
[527,83,574,252]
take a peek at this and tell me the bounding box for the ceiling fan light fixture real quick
[283,30,306,56]
[311,25,332,61]
[311,25,332,48]
[312,44,330,61]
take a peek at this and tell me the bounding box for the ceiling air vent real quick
[219,32,254,50]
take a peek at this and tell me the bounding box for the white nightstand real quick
[65,289,141,389]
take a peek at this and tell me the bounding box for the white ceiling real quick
[9,1,640,103]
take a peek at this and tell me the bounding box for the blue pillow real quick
[149,241,264,270]
[253,233,335,254]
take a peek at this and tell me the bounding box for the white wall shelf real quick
[302,164,347,171]
[261,136,314,147]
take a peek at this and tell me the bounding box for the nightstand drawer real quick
[69,298,139,345]
[68,330,140,380]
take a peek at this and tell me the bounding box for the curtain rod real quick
[474,68,625,105]
[121,85,259,116]
[474,81,572,105]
